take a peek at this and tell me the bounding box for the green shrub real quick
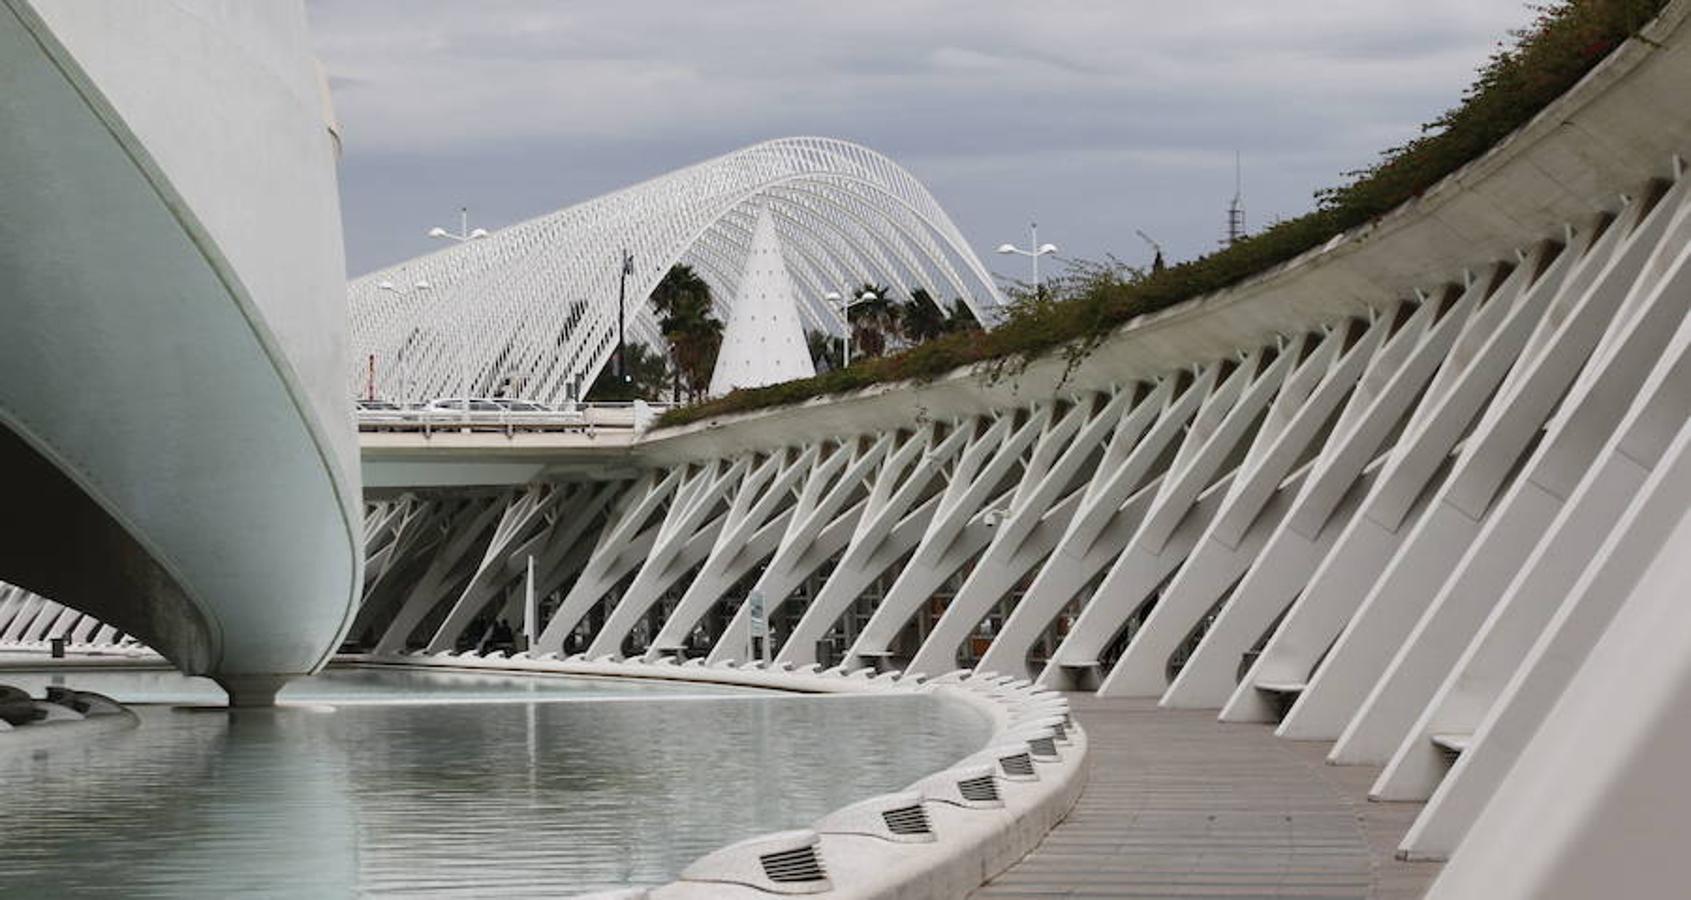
[658,0,1668,430]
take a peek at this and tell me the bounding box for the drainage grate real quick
[881,804,933,837]
[1028,735,1059,759]
[959,774,1001,803]
[1050,721,1067,741]
[1000,751,1036,777]
[760,846,827,884]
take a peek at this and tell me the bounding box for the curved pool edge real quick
[344,651,1087,900]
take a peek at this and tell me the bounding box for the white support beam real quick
[910,389,1133,675]
[1274,186,1672,740]
[846,407,1051,668]
[775,422,970,665]
[372,495,508,655]
[1219,230,1592,724]
[1375,206,1691,828]
[532,468,684,653]
[707,437,886,662]
[1165,278,1491,709]
[1152,313,1395,707]
[985,379,1195,681]
[422,484,564,653]
[643,447,813,656]
[586,457,752,656]
[1091,339,1307,697]
[1423,417,1691,897]
[1336,180,1691,767]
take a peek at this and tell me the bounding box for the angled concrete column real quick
[372,496,508,654]
[1,594,47,643]
[1276,188,1670,740]
[423,485,563,652]
[20,600,63,643]
[777,422,968,665]
[533,468,682,653]
[0,589,20,639]
[1425,414,1691,898]
[846,407,1050,668]
[985,379,1194,681]
[1337,180,1691,766]
[636,448,813,657]
[1221,235,1585,724]
[1377,217,1691,832]
[1167,279,1488,708]
[708,437,886,662]
[587,456,751,656]
[1037,364,1243,680]
[350,499,453,641]
[363,498,422,586]
[910,389,1132,675]
[1146,315,1390,708]
[1411,404,1691,865]
[1093,342,1305,697]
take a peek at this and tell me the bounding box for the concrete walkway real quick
[977,696,1441,898]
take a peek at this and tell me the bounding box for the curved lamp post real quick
[824,288,878,368]
[996,222,1059,295]
[428,206,490,243]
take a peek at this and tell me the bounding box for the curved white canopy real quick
[348,137,1002,405]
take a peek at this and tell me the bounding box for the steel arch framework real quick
[348,137,1003,406]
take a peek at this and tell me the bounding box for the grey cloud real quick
[308,0,1534,278]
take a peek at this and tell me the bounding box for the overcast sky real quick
[307,1,1531,282]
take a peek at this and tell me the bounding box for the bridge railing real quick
[356,400,673,435]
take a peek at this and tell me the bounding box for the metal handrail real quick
[356,401,673,434]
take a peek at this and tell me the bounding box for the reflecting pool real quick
[0,666,991,897]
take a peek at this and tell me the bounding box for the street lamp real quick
[823,288,877,368]
[427,206,490,243]
[996,221,1059,295]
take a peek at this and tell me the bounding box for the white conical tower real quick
[709,206,816,396]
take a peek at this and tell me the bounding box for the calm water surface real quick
[0,666,990,897]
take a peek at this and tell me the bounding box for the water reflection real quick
[0,668,989,896]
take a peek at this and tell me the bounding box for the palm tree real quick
[901,288,949,344]
[649,264,723,401]
[807,328,842,373]
[587,341,671,401]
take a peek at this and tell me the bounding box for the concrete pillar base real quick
[214,674,292,708]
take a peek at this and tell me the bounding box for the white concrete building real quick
[0,0,361,704]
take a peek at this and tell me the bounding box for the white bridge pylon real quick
[323,154,1691,879]
[347,137,1003,406]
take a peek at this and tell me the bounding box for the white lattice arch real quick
[349,137,1003,405]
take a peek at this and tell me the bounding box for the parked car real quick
[495,399,552,413]
[426,397,504,413]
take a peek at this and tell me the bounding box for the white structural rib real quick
[347,137,1002,407]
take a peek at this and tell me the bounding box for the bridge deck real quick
[979,696,1441,898]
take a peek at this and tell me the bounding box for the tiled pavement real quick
[976,696,1442,898]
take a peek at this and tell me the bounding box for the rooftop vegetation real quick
[657,0,1670,430]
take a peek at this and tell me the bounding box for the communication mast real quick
[1135,229,1166,274]
[1225,151,1246,247]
